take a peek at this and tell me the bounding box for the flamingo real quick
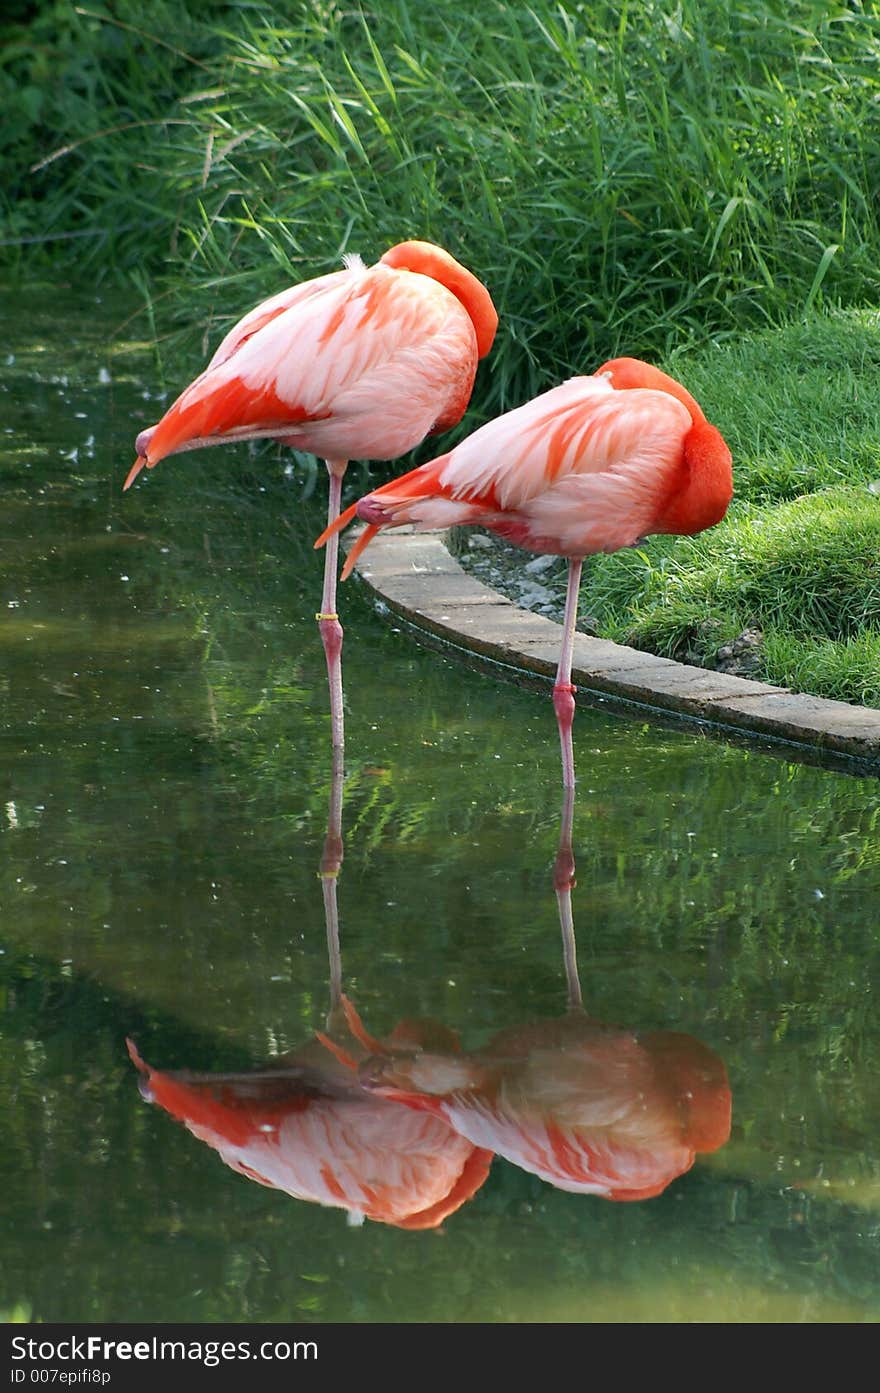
[125,1029,492,1228]
[352,1004,731,1201]
[124,241,498,751]
[316,359,732,785]
[125,1026,492,1228]
[125,749,492,1229]
[323,787,731,1203]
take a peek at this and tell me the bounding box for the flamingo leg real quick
[553,783,582,1012]
[318,459,348,752]
[321,742,345,1028]
[553,557,583,789]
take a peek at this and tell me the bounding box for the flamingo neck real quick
[597,357,733,535]
[595,357,706,423]
[379,240,498,358]
[658,419,733,535]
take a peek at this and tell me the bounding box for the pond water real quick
[2,287,880,1324]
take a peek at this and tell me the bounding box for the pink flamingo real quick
[317,359,732,784]
[125,749,492,1229]
[352,1010,731,1202]
[322,787,731,1203]
[124,241,498,751]
[125,1026,491,1230]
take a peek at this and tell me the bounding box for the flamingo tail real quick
[314,499,359,549]
[339,524,380,580]
[315,452,457,579]
[338,993,386,1054]
[314,1032,360,1072]
[314,501,380,580]
[316,994,387,1070]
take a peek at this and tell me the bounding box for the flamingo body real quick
[125,242,497,485]
[318,358,731,784]
[127,1036,491,1230]
[126,240,497,752]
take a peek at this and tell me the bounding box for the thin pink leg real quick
[553,557,582,789]
[318,460,347,752]
[554,783,582,1013]
[321,743,345,1021]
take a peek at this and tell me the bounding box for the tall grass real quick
[6,0,880,418]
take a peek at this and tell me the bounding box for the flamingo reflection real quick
[126,747,492,1229]
[331,786,732,1202]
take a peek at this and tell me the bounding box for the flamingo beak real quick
[123,455,147,491]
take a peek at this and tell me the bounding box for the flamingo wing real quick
[204,268,355,371]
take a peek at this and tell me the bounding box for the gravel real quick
[452,529,601,634]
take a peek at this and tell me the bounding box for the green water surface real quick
[1,288,879,1324]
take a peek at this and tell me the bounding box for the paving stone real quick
[708,690,880,755]
[382,571,517,609]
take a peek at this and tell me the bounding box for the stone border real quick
[346,527,880,769]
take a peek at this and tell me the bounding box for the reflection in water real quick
[344,788,733,1202]
[126,748,492,1229]
[129,768,731,1219]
